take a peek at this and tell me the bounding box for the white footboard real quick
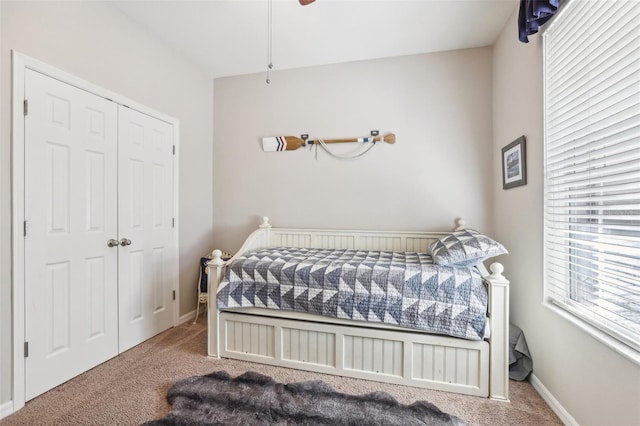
[485,263,510,401]
[207,217,510,400]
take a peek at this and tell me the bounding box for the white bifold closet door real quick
[117,106,176,353]
[24,69,176,400]
[24,69,120,400]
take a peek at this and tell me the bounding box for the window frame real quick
[541,0,640,365]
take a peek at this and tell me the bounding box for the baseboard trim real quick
[179,310,197,325]
[0,400,14,420]
[529,373,577,426]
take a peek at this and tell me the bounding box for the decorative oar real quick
[262,133,396,152]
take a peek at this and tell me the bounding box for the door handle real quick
[107,239,119,247]
[120,238,132,247]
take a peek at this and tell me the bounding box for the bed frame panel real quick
[207,217,510,400]
[219,311,490,396]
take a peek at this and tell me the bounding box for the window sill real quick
[543,301,640,367]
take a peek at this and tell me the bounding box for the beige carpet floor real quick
[1,320,562,426]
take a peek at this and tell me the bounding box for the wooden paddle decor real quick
[262,133,396,152]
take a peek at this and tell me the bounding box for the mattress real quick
[217,247,488,340]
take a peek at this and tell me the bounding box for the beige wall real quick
[0,1,214,405]
[492,8,640,426]
[213,47,495,252]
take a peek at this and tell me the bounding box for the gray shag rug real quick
[143,370,467,425]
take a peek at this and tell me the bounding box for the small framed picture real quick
[502,135,527,189]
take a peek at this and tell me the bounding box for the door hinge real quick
[24,342,29,358]
[24,220,28,237]
[172,218,175,228]
[172,290,176,301]
[23,99,29,116]
[172,145,176,155]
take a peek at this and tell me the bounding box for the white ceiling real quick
[113,0,517,79]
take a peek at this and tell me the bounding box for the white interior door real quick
[117,106,176,353]
[24,69,119,400]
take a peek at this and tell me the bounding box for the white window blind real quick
[543,0,640,352]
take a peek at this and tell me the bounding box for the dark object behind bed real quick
[509,323,533,380]
[200,254,232,293]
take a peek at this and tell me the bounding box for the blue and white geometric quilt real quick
[217,247,488,340]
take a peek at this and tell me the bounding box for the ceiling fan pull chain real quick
[266,0,273,84]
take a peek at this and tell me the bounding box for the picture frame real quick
[502,135,527,189]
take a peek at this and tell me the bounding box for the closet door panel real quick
[118,106,175,352]
[24,69,119,400]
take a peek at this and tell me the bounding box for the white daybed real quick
[206,217,509,400]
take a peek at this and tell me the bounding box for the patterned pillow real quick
[430,229,507,267]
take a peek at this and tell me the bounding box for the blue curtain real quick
[518,0,560,43]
